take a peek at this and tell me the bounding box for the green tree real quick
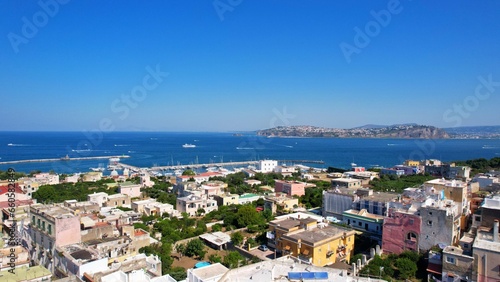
[211,224,222,232]
[168,267,187,281]
[223,251,244,269]
[235,205,265,228]
[175,243,186,258]
[182,169,196,176]
[208,254,222,264]
[246,237,256,248]
[231,232,244,246]
[196,208,206,217]
[184,239,206,259]
[395,257,417,280]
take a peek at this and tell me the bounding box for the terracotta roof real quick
[0,183,24,195]
[134,229,148,237]
[0,200,33,209]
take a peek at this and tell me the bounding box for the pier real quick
[0,155,130,165]
[117,159,324,172]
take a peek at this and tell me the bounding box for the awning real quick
[426,263,442,275]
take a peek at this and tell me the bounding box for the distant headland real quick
[256,124,500,139]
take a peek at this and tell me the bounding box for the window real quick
[37,219,41,228]
[475,216,481,222]
[446,256,455,264]
[428,220,433,226]
[409,219,414,225]
[48,225,52,235]
[42,221,45,231]
[463,243,469,249]
[407,232,417,242]
[32,216,35,224]
[429,212,432,216]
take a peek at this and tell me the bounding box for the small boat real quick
[90,167,105,172]
[351,163,357,167]
[182,144,196,148]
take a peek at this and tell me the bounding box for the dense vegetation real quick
[33,179,117,202]
[209,171,290,195]
[453,157,500,175]
[299,180,331,208]
[142,181,176,205]
[358,251,424,281]
[0,170,26,180]
[138,202,271,279]
[369,174,436,193]
[326,167,347,173]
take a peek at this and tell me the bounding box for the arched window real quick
[407,232,417,242]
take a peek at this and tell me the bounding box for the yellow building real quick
[404,160,420,167]
[213,193,239,206]
[268,217,356,266]
[264,194,299,214]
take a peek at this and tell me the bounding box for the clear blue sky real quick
[1,0,499,132]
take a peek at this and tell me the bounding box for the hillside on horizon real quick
[256,124,449,139]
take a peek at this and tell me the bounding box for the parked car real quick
[258,245,269,251]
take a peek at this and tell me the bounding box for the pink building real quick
[352,167,366,172]
[382,208,422,254]
[274,180,306,197]
[27,204,81,274]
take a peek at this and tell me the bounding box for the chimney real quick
[494,219,499,243]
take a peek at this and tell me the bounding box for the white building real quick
[472,174,498,188]
[64,173,80,183]
[188,263,229,282]
[33,173,60,185]
[87,192,109,207]
[258,160,278,173]
[176,195,218,216]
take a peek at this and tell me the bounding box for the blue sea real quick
[0,131,499,174]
